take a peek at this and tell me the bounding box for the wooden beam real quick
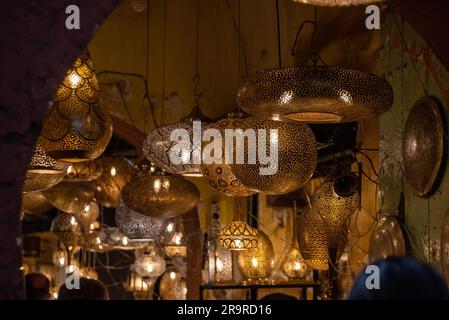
[184,207,203,300]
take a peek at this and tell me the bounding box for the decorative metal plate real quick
[237,66,393,123]
[402,96,444,197]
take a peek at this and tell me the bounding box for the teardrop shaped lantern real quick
[23,144,67,193]
[237,66,393,123]
[64,159,103,182]
[51,212,81,256]
[121,162,200,219]
[368,215,406,263]
[313,179,359,247]
[229,117,317,195]
[298,207,346,271]
[21,191,53,215]
[237,230,275,281]
[38,50,113,162]
[43,181,94,214]
[202,114,257,197]
[92,156,134,208]
[115,200,171,240]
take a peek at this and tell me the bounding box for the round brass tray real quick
[402,96,444,197]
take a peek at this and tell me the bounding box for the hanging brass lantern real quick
[159,267,187,300]
[23,144,67,193]
[64,159,103,182]
[218,219,258,251]
[298,207,346,271]
[281,245,309,279]
[92,156,134,208]
[163,219,187,257]
[229,117,317,195]
[43,181,94,214]
[237,229,275,281]
[21,191,53,215]
[368,215,406,263]
[122,162,200,219]
[115,201,171,240]
[292,0,385,6]
[237,66,393,123]
[202,114,257,197]
[80,230,112,253]
[75,201,100,231]
[38,50,113,162]
[313,180,359,247]
[51,212,81,256]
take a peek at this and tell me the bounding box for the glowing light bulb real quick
[174,233,182,245]
[59,257,66,266]
[167,223,174,233]
[162,179,170,190]
[279,90,294,104]
[234,239,242,248]
[70,216,77,226]
[294,261,301,271]
[68,72,81,88]
[170,272,176,280]
[216,258,224,272]
[153,179,161,193]
[122,237,129,246]
[110,166,117,177]
[251,257,258,268]
[146,264,154,273]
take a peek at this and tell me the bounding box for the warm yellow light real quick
[153,179,161,193]
[170,271,176,280]
[174,233,182,245]
[122,237,129,246]
[251,257,258,268]
[216,258,224,272]
[146,264,154,273]
[68,72,81,88]
[70,216,77,226]
[166,223,174,233]
[110,166,117,177]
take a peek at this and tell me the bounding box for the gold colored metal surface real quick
[64,159,103,182]
[368,215,405,263]
[43,181,94,214]
[202,115,257,197]
[21,191,53,215]
[218,219,258,250]
[402,96,444,197]
[38,50,113,162]
[237,66,393,123]
[237,230,274,280]
[122,163,200,219]
[92,156,134,208]
[229,117,317,195]
[159,267,187,300]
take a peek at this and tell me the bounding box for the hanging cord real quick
[275,0,282,68]
[192,0,207,103]
[160,0,168,124]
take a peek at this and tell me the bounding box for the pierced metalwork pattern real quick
[237,230,274,280]
[218,220,258,250]
[38,50,113,162]
[229,117,317,195]
[313,180,359,247]
[64,159,103,182]
[21,191,53,215]
[402,96,444,197]
[122,166,200,218]
[237,66,393,123]
[202,116,256,197]
[92,156,134,208]
[43,181,94,214]
[115,201,168,240]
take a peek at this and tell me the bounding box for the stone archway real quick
[0,0,120,299]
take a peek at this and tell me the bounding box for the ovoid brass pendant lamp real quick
[237,5,393,123]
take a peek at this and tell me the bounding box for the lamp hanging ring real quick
[192,73,207,99]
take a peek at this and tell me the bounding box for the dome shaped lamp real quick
[38,49,113,162]
[121,161,200,219]
[43,181,95,214]
[218,201,258,251]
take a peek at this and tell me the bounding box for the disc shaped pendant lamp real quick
[237,66,393,123]
[38,50,113,162]
[202,114,256,197]
[121,162,200,219]
[21,191,53,215]
[115,200,171,240]
[23,144,67,193]
[92,156,134,208]
[292,0,385,6]
[64,159,103,182]
[229,117,317,195]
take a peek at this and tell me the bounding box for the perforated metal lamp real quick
[237,66,393,123]
[38,50,113,162]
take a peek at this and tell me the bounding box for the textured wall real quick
[379,12,449,268]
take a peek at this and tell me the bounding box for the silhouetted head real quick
[58,278,109,300]
[25,272,51,300]
[260,293,297,300]
[349,256,449,300]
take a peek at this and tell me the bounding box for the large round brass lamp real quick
[21,191,53,215]
[229,117,317,194]
[43,181,94,214]
[92,156,134,208]
[64,159,103,182]
[122,162,200,219]
[38,50,113,162]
